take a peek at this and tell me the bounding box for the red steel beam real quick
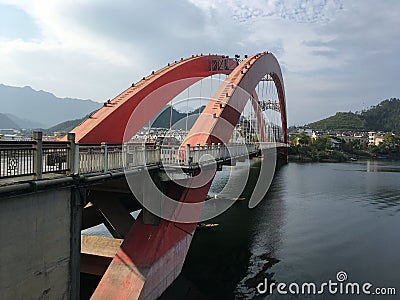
[181,52,287,146]
[91,171,214,300]
[71,55,236,144]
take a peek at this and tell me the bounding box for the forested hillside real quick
[308,98,400,133]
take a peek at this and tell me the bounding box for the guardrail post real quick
[67,133,77,175]
[169,147,173,164]
[74,143,80,174]
[196,144,201,164]
[122,143,128,168]
[211,145,215,160]
[101,142,108,173]
[186,144,191,165]
[156,143,161,165]
[33,131,43,180]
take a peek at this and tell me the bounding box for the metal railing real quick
[182,143,258,165]
[0,141,35,178]
[43,141,70,174]
[77,143,161,174]
[0,131,283,181]
[0,132,71,179]
[78,144,122,174]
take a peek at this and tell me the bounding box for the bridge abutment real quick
[0,187,83,300]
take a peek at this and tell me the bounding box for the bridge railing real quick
[43,141,70,174]
[125,144,160,168]
[0,132,71,179]
[74,143,162,174]
[1,132,274,181]
[0,140,35,178]
[181,143,259,165]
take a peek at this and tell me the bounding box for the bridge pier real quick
[0,186,83,300]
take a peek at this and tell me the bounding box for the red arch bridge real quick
[0,52,288,299]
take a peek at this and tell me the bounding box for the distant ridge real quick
[0,84,100,128]
[45,106,206,134]
[5,113,45,129]
[0,113,20,129]
[307,98,400,133]
[308,112,366,131]
[44,115,89,134]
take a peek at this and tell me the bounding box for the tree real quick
[290,135,300,146]
[379,133,397,153]
[298,132,311,146]
[312,135,330,151]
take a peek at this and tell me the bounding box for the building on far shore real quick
[336,132,368,144]
[368,131,386,146]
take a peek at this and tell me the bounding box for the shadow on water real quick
[159,159,288,299]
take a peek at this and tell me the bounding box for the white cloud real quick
[0,0,399,125]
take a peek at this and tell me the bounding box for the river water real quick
[169,160,400,299]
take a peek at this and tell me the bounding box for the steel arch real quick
[71,55,237,144]
[182,52,287,147]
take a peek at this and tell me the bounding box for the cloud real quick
[0,0,399,125]
[191,0,344,23]
[0,3,40,40]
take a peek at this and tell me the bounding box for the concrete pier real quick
[0,187,82,299]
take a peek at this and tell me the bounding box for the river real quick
[164,159,400,299]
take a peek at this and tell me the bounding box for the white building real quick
[368,131,385,146]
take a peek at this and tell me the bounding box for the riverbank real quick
[288,147,400,163]
[288,149,347,162]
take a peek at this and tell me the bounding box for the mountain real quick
[44,115,88,134]
[151,105,205,129]
[45,106,207,134]
[5,113,45,129]
[308,98,400,133]
[0,113,20,129]
[308,112,366,131]
[362,98,400,133]
[0,84,100,128]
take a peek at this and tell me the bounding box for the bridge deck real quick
[0,136,287,187]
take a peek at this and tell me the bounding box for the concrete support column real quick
[69,187,83,300]
[0,188,77,299]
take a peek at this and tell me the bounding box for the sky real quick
[0,0,399,125]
